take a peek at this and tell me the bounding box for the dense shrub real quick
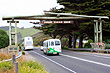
[62,47,68,50]
[22,51,25,55]
[0,29,9,49]
[104,43,110,49]
[18,44,22,51]
[61,38,68,47]
[84,39,93,48]
[0,52,12,61]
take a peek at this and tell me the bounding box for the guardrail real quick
[1,51,22,62]
[69,48,110,54]
[0,51,22,73]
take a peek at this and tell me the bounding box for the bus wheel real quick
[43,49,46,54]
[57,53,59,55]
[46,51,48,55]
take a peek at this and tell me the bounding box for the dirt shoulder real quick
[23,51,35,61]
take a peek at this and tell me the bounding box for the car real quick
[40,46,43,51]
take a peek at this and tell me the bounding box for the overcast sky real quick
[0,0,64,28]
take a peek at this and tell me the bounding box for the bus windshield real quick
[55,41,60,45]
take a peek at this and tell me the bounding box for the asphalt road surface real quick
[25,47,110,73]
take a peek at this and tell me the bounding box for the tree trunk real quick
[60,35,63,47]
[68,34,72,48]
[79,33,86,48]
[72,34,77,48]
[53,34,56,39]
[79,35,83,48]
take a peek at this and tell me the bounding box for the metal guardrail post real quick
[15,62,18,73]
[12,55,16,63]
[106,49,109,54]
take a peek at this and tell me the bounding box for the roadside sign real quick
[41,21,74,24]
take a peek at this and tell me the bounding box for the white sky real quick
[0,0,64,28]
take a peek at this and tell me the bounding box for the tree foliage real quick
[57,0,110,16]
[34,0,110,48]
[57,0,110,42]
[0,29,9,49]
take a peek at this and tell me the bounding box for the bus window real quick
[43,43,46,47]
[55,41,60,45]
[51,41,54,46]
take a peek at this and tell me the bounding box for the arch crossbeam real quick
[2,12,109,45]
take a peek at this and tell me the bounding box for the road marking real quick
[72,52,110,59]
[31,51,77,73]
[61,54,110,68]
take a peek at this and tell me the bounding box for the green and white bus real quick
[43,39,61,55]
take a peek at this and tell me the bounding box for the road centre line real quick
[60,54,110,68]
[31,51,77,73]
[72,52,110,59]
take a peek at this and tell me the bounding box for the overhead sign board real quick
[41,21,74,24]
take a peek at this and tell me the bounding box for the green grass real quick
[0,60,48,73]
[0,61,14,73]
[62,47,69,50]
[7,28,41,38]
[18,60,48,73]
[0,52,48,73]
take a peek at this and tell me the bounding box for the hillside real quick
[33,32,52,46]
[6,28,41,43]
[7,28,41,38]
[0,26,15,31]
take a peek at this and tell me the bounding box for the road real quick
[25,47,110,73]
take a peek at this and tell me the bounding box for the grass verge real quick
[0,52,12,61]
[0,53,48,73]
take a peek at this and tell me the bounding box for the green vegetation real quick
[104,43,110,49]
[22,51,25,55]
[35,0,110,48]
[0,52,48,73]
[19,60,48,73]
[18,44,22,51]
[7,28,41,38]
[57,0,110,46]
[0,29,9,49]
[0,61,14,73]
[62,47,68,50]
[33,32,52,46]
[84,39,93,48]
[0,60,48,73]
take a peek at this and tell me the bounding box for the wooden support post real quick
[15,21,17,46]
[94,22,96,43]
[94,20,102,43]
[9,21,12,45]
[96,20,98,43]
[7,20,19,46]
[15,62,18,73]
[99,20,102,43]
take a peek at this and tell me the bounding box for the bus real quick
[43,39,61,55]
[23,37,33,50]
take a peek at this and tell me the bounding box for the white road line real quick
[61,54,110,68]
[72,52,110,59]
[31,51,77,73]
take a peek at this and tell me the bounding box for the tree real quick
[57,0,110,47]
[0,29,9,49]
